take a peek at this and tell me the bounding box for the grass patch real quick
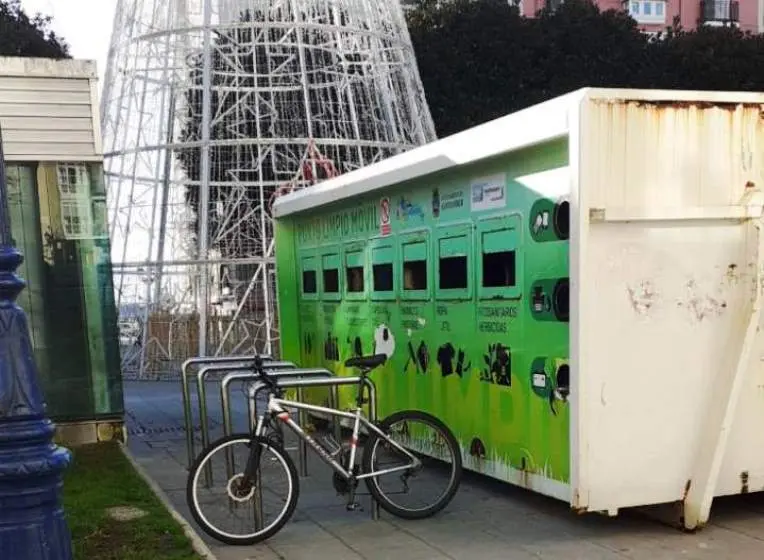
[63,442,200,560]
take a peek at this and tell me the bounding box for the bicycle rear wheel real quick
[186,434,299,545]
[362,410,462,519]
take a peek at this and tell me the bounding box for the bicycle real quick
[186,353,463,545]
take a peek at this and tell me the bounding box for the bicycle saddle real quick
[344,353,387,370]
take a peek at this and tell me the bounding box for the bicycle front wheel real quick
[186,434,299,545]
[362,410,463,519]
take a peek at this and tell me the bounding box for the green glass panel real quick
[6,161,123,421]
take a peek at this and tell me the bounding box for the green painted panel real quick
[371,245,393,264]
[276,139,571,489]
[345,249,365,268]
[402,240,426,262]
[482,227,518,253]
[439,234,468,258]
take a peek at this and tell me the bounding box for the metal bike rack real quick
[181,355,272,468]
[194,361,296,470]
[216,369,335,485]
[248,376,380,521]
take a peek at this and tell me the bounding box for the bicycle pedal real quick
[346,502,363,512]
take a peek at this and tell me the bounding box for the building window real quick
[57,163,90,196]
[56,163,98,240]
[61,200,92,238]
[510,0,524,16]
[701,0,740,23]
[629,0,666,24]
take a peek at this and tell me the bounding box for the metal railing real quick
[181,354,381,522]
[195,362,297,468]
[181,355,269,467]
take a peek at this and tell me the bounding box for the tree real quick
[406,0,764,137]
[0,0,69,58]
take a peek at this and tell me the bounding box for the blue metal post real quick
[0,126,73,558]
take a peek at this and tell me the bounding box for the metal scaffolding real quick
[101,0,436,378]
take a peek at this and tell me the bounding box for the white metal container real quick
[573,89,764,529]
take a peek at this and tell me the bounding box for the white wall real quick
[0,57,102,161]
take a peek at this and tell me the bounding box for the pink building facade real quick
[520,0,763,34]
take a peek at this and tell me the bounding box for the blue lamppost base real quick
[0,418,72,560]
[0,240,74,558]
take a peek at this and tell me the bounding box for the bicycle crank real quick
[331,449,359,495]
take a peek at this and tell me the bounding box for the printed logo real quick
[379,197,391,236]
[396,196,425,222]
[470,174,507,212]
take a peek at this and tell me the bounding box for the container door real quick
[477,214,523,301]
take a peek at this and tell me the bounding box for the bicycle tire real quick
[186,434,299,545]
[362,410,463,520]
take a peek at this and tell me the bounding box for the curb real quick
[119,444,218,560]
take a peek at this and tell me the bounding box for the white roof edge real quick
[0,57,97,79]
[273,87,591,218]
[583,87,764,104]
[273,87,764,219]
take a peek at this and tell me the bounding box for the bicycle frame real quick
[255,392,421,481]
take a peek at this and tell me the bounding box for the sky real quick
[20,0,117,93]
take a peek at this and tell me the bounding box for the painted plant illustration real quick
[481,343,511,386]
[303,332,313,355]
[346,335,363,358]
[324,333,340,361]
[404,339,429,374]
[436,342,471,378]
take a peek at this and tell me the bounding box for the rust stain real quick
[627,280,657,315]
[683,479,692,501]
[678,278,728,322]
[571,489,588,514]
[726,263,739,284]
[520,456,529,488]
[629,100,743,112]
[741,471,749,494]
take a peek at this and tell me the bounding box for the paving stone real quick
[123,380,764,560]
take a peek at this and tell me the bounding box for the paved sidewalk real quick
[125,380,764,560]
